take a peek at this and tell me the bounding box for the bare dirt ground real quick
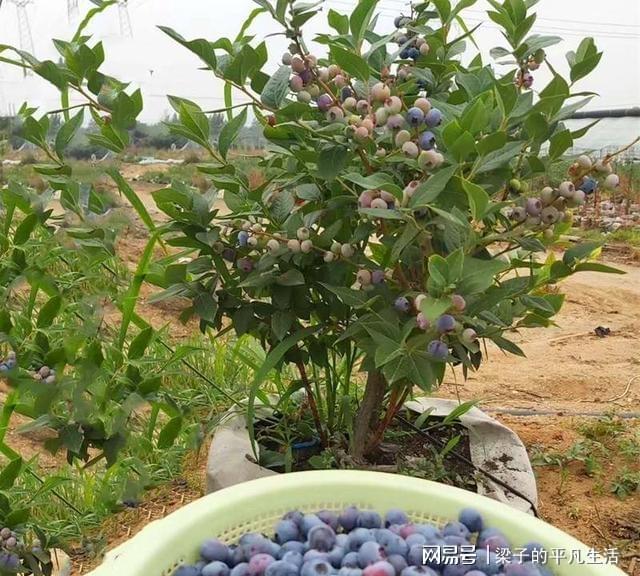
[3,162,639,574]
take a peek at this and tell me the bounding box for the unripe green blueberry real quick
[577,155,592,169]
[414,293,427,310]
[287,239,301,253]
[371,198,388,209]
[318,68,330,82]
[414,97,431,114]
[213,241,224,254]
[328,64,340,78]
[282,52,293,66]
[375,148,386,158]
[326,107,344,122]
[247,236,259,247]
[289,42,299,54]
[343,97,357,110]
[540,206,559,225]
[241,221,252,231]
[334,74,347,88]
[324,252,335,263]
[384,96,403,114]
[297,227,310,241]
[558,181,575,198]
[604,173,620,189]
[341,244,355,258]
[395,130,411,147]
[297,90,311,103]
[308,84,320,98]
[380,191,396,204]
[267,239,280,252]
[291,56,306,73]
[402,141,419,158]
[509,178,522,192]
[570,189,586,206]
[461,328,477,344]
[290,76,304,92]
[371,82,391,102]
[357,270,372,286]
[375,107,389,126]
[331,241,342,254]
[301,239,313,253]
[540,186,556,205]
[419,43,430,56]
[527,59,540,71]
[354,126,370,141]
[543,228,554,239]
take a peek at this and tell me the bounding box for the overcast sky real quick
[0,0,639,122]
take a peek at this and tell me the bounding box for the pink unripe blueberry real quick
[363,561,395,576]
[371,269,386,284]
[371,198,388,209]
[604,173,620,189]
[416,312,430,330]
[402,141,419,158]
[317,94,333,112]
[384,96,402,114]
[436,314,456,333]
[525,197,542,216]
[357,270,372,286]
[327,107,344,122]
[404,181,419,199]
[355,126,370,141]
[558,181,575,198]
[334,74,347,88]
[288,239,301,253]
[318,68,330,82]
[395,130,411,147]
[291,56,306,73]
[356,100,370,114]
[380,191,395,203]
[371,82,391,102]
[237,258,254,273]
[451,294,466,311]
[324,252,335,263]
[359,191,374,208]
[414,97,431,114]
[290,76,304,92]
[301,239,313,253]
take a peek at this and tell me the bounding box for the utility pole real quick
[118,0,133,37]
[7,0,35,76]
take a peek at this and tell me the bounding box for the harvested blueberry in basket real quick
[173,507,554,576]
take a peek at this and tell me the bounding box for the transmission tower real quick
[67,0,78,21]
[118,0,133,37]
[7,0,35,76]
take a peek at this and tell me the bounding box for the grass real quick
[571,226,640,248]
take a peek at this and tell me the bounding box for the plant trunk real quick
[351,370,386,459]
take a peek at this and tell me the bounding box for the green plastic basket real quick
[87,470,626,576]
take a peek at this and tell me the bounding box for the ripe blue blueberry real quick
[317,94,333,112]
[201,540,231,563]
[203,561,231,576]
[328,547,346,568]
[302,514,325,537]
[406,107,425,126]
[241,534,275,558]
[281,552,304,568]
[280,541,306,556]
[419,131,436,151]
[394,297,411,313]
[357,541,385,567]
[317,510,339,531]
[340,569,364,576]
[504,565,542,576]
[424,109,442,127]
[458,508,483,533]
[408,47,420,60]
[376,530,408,557]
[238,231,249,247]
[275,520,301,544]
[436,314,456,333]
[300,559,334,576]
[265,561,299,576]
[442,566,473,576]
[521,542,546,562]
[401,568,438,576]
[472,549,501,575]
[341,552,360,568]
[482,534,511,553]
[414,524,441,541]
[222,248,236,262]
[394,15,404,28]
[442,521,470,540]
[356,511,382,530]
[173,567,201,576]
[579,177,597,195]
[347,528,375,551]
[308,524,336,552]
[304,550,329,563]
[428,340,448,360]
[400,48,410,59]
[384,509,408,528]
[387,554,408,576]
[405,533,427,548]
[248,554,276,576]
[283,510,304,526]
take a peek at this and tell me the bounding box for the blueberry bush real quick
[0,0,626,472]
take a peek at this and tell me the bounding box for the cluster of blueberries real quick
[173,506,553,576]
[392,15,431,62]
[0,351,16,373]
[32,365,57,385]
[0,527,21,572]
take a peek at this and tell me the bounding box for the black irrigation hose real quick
[394,414,541,518]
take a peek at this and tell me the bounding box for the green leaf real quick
[37,295,62,328]
[431,0,452,22]
[13,213,38,245]
[54,108,84,160]
[218,107,248,159]
[475,141,524,174]
[458,256,508,294]
[129,326,154,360]
[549,129,572,160]
[563,241,601,266]
[320,284,370,307]
[0,457,22,490]
[419,296,451,322]
[157,416,183,449]
[107,168,157,232]
[330,46,370,80]
[260,65,292,109]
[391,224,420,261]
[350,0,378,47]
[461,178,489,220]
[272,310,294,340]
[573,262,625,275]
[492,334,526,357]
[328,9,350,34]
[317,146,349,181]
[277,269,305,286]
[159,26,217,70]
[410,165,458,206]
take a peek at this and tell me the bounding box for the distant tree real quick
[209,113,225,143]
